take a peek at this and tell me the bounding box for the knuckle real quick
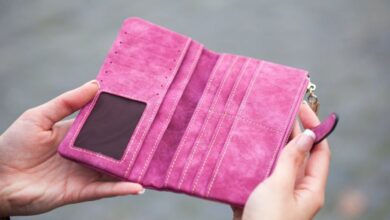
[21,108,37,118]
[285,148,303,165]
[314,193,325,208]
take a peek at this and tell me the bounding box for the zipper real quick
[306,77,320,114]
[270,76,320,176]
[285,77,319,146]
[271,76,316,175]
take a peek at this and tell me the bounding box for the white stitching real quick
[69,90,146,164]
[206,60,265,196]
[177,56,239,189]
[163,54,226,187]
[69,90,120,162]
[136,44,204,181]
[264,76,307,179]
[124,38,192,179]
[191,58,250,192]
[196,108,282,133]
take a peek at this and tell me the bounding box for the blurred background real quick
[1,0,389,219]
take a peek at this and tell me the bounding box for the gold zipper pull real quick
[306,81,320,115]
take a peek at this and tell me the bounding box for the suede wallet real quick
[58,17,338,206]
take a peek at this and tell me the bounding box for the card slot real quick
[176,57,248,191]
[59,31,190,178]
[73,91,147,160]
[126,41,204,182]
[143,49,220,188]
[205,62,308,204]
[58,86,158,180]
[163,54,231,188]
[62,18,190,174]
[122,39,192,181]
[202,60,264,197]
[207,119,282,205]
[189,58,253,193]
[236,61,309,129]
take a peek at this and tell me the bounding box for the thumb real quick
[270,129,316,190]
[22,80,99,130]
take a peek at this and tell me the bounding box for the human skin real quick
[0,80,329,219]
[233,103,331,220]
[0,80,144,216]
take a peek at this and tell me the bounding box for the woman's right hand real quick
[240,103,331,220]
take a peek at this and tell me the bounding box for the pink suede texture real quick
[312,113,338,144]
[58,17,335,206]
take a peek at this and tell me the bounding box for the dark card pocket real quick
[74,92,146,160]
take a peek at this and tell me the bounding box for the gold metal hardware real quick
[306,80,320,115]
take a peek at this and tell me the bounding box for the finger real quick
[299,102,320,128]
[271,129,316,191]
[290,120,309,182]
[75,182,145,202]
[295,103,311,182]
[52,119,74,146]
[289,102,308,141]
[294,125,309,183]
[299,103,331,197]
[305,142,330,190]
[297,141,330,214]
[296,154,309,184]
[30,80,99,130]
[289,119,301,141]
[304,140,331,192]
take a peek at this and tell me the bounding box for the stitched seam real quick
[264,76,307,179]
[177,56,238,189]
[69,90,146,164]
[191,58,250,193]
[163,54,226,187]
[124,38,192,179]
[197,108,282,133]
[136,44,204,181]
[69,90,120,162]
[111,90,160,165]
[206,60,265,196]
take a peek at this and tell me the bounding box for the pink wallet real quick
[58,17,338,206]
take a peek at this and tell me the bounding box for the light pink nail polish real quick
[296,129,316,152]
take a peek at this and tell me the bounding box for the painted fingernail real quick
[295,129,316,152]
[85,79,99,87]
[303,129,316,140]
[137,188,146,195]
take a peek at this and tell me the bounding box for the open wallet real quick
[58,17,338,206]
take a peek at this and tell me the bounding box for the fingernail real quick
[295,129,316,152]
[85,79,99,87]
[303,100,308,105]
[137,188,146,195]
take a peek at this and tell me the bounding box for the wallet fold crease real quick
[58,17,338,206]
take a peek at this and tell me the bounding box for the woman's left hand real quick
[232,102,331,220]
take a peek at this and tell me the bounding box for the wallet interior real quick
[59,17,309,206]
